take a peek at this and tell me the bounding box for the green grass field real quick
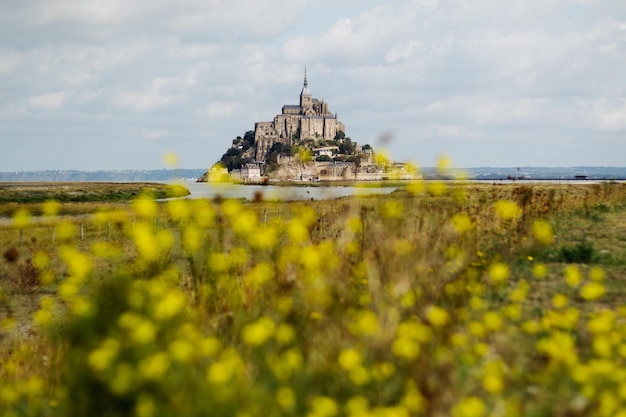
[1,181,626,417]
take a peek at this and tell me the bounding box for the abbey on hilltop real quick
[200,68,415,183]
[254,68,345,160]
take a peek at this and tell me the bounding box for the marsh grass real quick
[1,182,626,416]
[0,182,188,209]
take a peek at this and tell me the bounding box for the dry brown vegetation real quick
[1,181,626,417]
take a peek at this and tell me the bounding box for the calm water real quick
[175,182,397,201]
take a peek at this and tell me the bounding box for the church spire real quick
[304,66,308,89]
[301,66,310,95]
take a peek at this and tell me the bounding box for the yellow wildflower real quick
[532,263,547,279]
[552,293,568,309]
[309,396,338,417]
[88,338,120,372]
[242,316,276,346]
[138,352,170,381]
[488,262,509,284]
[590,266,605,282]
[12,209,31,228]
[426,306,449,327]
[132,195,157,219]
[42,200,61,216]
[153,291,185,321]
[564,265,581,287]
[392,337,420,360]
[338,348,362,371]
[452,213,473,233]
[169,339,194,363]
[580,282,606,300]
[276,387,296,412]
[452,396,486,417]
[494,200,522,221]
[245,263,274,288]
[135,394,155,417]
[532,219,553,245]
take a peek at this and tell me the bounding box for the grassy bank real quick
[0,182,189,207]
[1,182,626,416]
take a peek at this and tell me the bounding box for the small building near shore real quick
[241,163,263,183]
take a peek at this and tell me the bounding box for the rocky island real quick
[198,69,413,183]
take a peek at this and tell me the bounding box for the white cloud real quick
[424,124,479,138]
[202,102,238,119]
[61,71,93,86]
[115,90,175,113]
[28,92,67,109]
[165,40,221,60]
[34,0,140,25]
[385,40,423,63]
[581,98,626,131]
[142,129,166,141]
[426,96,553,126]
[0,51,21,75]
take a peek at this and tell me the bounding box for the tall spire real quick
[301,65,310,95]
[304,66,308,89]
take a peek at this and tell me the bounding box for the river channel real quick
[177,182,397,201]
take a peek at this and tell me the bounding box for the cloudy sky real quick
[1,0,625,171]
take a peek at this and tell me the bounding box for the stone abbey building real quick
[254,69,345,160]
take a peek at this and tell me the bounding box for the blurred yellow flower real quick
[276,387,296,412]
[452,213,473,233]
[135,394,155,417]
[275,324,295,345]
[564,265,581,287]
[309,396,338,417]
[392,337,420,360]
[42,200,61,216]
[406,180,425,195]
[242,316,276,346]
[436,155,451,173]
[532,263,547,279]
[153,291,185,321]
[532,219,553,245]
[428,181,447,196]
[163,151,179,167]
[345,396,369,415]
[288,218,310,243]
[494,200,522,221]
[580,282,606,300]
[552,293,568,309]
[382,200,404,218]
[351,310,380,336]
[589,266,606,282]
[426,306,449,327]
[483,311,503,331]
[138,352,170,381]
[338,348,362,371]
[12,209,31,228]
[452,396,486,417]
[488,262,509,284]
[88,338,120,372]
[245,263,274,288]
[483,373,504,394]
[132,195,157,219]
[169,339,194,363]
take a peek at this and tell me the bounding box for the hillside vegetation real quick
[1,181,626,416]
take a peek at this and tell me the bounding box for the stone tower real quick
[299,67,312,114]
